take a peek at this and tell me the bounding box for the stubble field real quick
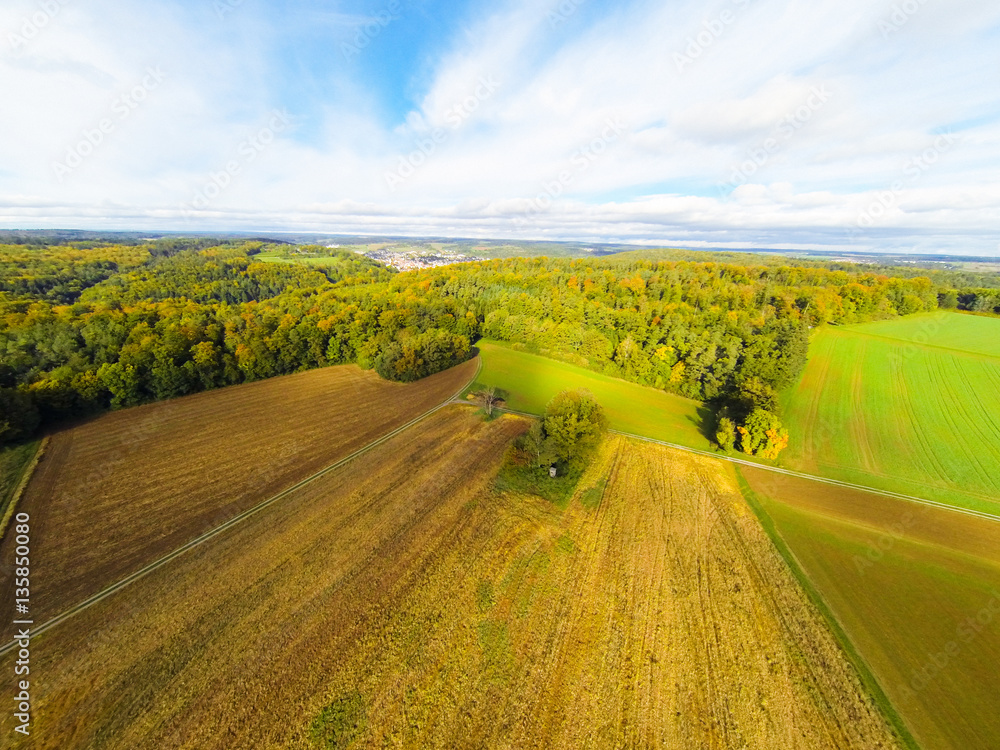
[1,407,900,749]
[0,359,477,641]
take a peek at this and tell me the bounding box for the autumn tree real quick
[539,389,607,471]
[736,408,789,460]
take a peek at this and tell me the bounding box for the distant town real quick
[357,245,487,271]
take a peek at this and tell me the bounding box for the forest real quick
[1,238,998,451]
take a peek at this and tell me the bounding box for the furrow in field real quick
[920,352,996,493]
[0,359,477,639]
[942,358,1000,492]
[2,414,903,749]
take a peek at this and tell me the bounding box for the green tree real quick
[715,416,736,452]
[540,389,607,471]
[0,388,40,445]
[737,408,789,460]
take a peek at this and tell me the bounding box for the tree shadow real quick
[689,404,717,444]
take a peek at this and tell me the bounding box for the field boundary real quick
[0,438,48,542]
[0,360,481,658]
[735,469,921,750]
[458,402,1000,524]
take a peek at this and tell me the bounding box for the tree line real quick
[1,239,995,450]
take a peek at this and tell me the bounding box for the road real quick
[471,402,1000,525]
[4,360,996,657]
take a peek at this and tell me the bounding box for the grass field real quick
[255,248,358,267]
[1,409,901,748]
[0,440,40,520]
[473,340,713,450]
[0,359,477,641]
[741,466,1000,750]
[781,312,1000,514]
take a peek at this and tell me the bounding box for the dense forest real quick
[1,239,998,453]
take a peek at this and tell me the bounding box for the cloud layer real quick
[2,0,999,254]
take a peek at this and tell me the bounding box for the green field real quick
[782,312,1000,514]
[472,340,713,450]
[254,248,360,267]
[0,441,40,521]
[741,466,1000,750]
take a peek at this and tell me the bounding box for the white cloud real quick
[0,0,998,255]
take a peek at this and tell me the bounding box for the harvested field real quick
[0,359,477,640]
[2,409,900,749]
[742,465,1000,750]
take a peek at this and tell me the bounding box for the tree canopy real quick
[0,238,993,446]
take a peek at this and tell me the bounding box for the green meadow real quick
[781,312,1000,514]
[472,340,713,450]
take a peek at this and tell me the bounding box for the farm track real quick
[481,404,1000,525]
[1,412,901,748]
[0,358,480,648]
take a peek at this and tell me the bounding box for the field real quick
[1,409,900,749]
[781,312,1000,513]
[740,465,1000,750]
[0,440,40,521]
[0,359,477,641]
[473,340,713,450]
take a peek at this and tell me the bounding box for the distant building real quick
[549,466,557,478]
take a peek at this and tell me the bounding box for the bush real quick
[736,408,789,460]
[715,416,736,452]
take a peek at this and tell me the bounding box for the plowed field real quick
[0,359,477,640]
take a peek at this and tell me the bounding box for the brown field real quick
[0,359,477,640]
[742,466,1000,750]
[2,408,899,749]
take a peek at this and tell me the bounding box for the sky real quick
[1,0,999,254]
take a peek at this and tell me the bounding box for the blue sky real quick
[1,0,999,254]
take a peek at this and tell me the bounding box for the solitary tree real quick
[540,389,607,471]
[471,385,505,417]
